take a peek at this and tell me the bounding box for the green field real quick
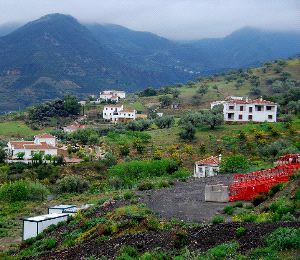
[0,121,51,139]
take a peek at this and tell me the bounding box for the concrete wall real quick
[205,184,229,202]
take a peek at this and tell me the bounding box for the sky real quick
[0,0,299,40]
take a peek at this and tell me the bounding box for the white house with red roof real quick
[211,97,277,122]
[99,90,126,102]
[194,155,221,178]
[7,134,58,160]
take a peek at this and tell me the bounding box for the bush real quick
[223,206,234,215]
[220,155,249,173]
[158,180,171,188]
[212,215,224,224]
[118,245,139,259]
[233,202,243,208]
[123,191,134,200]
[173,230,188,249]
[252,193,268,206]
[241,213,257,222]
[248,247,278,260]
[0,180,49,202]
[269,198,295,219]
[268,183,284,197]
[204,242,239,259]
[265,227,300,250]
[236,227,247,237]
[56,175,90,193]
[138,181,154,191]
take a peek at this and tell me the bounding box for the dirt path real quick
[138,175,233,223]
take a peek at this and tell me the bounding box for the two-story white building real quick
[102,105,147,122]
[7,134,58,160]
[211,97,277,123]
[99,90,126,102]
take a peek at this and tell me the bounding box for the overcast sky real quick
[0,0,299,40]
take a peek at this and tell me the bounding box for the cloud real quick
[0,0,299,40]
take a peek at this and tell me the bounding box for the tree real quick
[0,148,6,163]
[139,88,157,97]
[31,152,44,165]
[172,89,180,99]
[179,122,196,141]
[16,152,25,160]
[159,95,172,108]
[220,155,249,173]
[287,101,300,114]
[64,95,81,115]
[154,116,175,129]
[200,105,224,129]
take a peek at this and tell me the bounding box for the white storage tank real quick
[48,204,76,214]
[22,213,69,240]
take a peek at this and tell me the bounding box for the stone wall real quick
[205,184,229,202]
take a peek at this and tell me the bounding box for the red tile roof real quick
[136,114,147,118]
[10,141,34,149]
[195,156,219,165]
[104,104,123,108]
[120,109,135,113]
[23,142,57,150]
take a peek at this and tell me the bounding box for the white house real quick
[211,97,277,123]
[103,105,147,122]
[194,155,221,178]
[103,104,124,121]
[99,90,126,102]
[7,133,58,160]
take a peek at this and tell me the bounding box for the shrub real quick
[0,180,49,202]
[118,245,139,259]
[205,242,239,259]
[56,175,90,193]
[43,237,57,250]
[236,227,247,237]
[123,191,134,200]
[248,247,278,260]
[252,193,268,206]
[173,230,188,249]
[268,183,284,197]
[212,215,224,224]
[265,227,300,250]
[158,180,171,188]
[233,202,243,208]
[220,155,249,173]
[147,217,160,231]
[138,181,154,191]
[269,198,295,218]
[241,213,257,222]
[223,206,234,215]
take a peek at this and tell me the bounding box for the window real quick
[228,113,234,119]
[248,115,253,120]
[255,105,263,111]
[229,105,234,110]
[104,113,106,115]
[238,115,243,120]
[268,115,273,119]
[266,106,272,111]
[106,108,108,110]
[240,106,244,111]
[249,107,253,113]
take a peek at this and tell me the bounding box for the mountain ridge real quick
[0,13,300,112]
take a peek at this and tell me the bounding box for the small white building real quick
[22,213,69,240]
[7,134,58,160]
[211,97,277,123]
[100,90,126,102]
[103,104,124,121]
[194,155,221,178]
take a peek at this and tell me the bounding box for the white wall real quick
[35,137,56,146]
[23,221,37,240]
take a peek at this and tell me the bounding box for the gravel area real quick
[138,175,234,223]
